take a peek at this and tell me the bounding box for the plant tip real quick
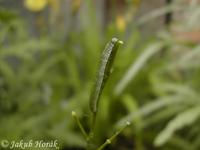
[126,121,131,126]
[71,111,76,116]
[106,139,111,144]
[119,40,124,44]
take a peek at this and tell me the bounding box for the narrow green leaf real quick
[114,42,164,96]
[115,94,198,128]
[154,106,200,146]
[89,38,123,114]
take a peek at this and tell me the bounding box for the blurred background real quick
[1,0,200,149]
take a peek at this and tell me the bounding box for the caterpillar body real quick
[90,38,123,114]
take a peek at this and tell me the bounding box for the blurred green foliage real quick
[0,0,200,150]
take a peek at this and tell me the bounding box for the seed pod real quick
[90,38,123,114]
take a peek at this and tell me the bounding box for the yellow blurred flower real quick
[116,15,126,32]
[24,0,48,12]
[72,0,81,13]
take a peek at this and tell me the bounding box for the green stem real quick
[71,111,89,140]
[86,112,97,150]
[97,121,131,150]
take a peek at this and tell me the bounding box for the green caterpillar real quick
[90,38,123,114]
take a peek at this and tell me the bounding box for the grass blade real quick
[114,42,164,96]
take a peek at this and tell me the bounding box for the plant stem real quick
[71,111,89,140]
[86,112,97,150]
[97,121,131,150]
